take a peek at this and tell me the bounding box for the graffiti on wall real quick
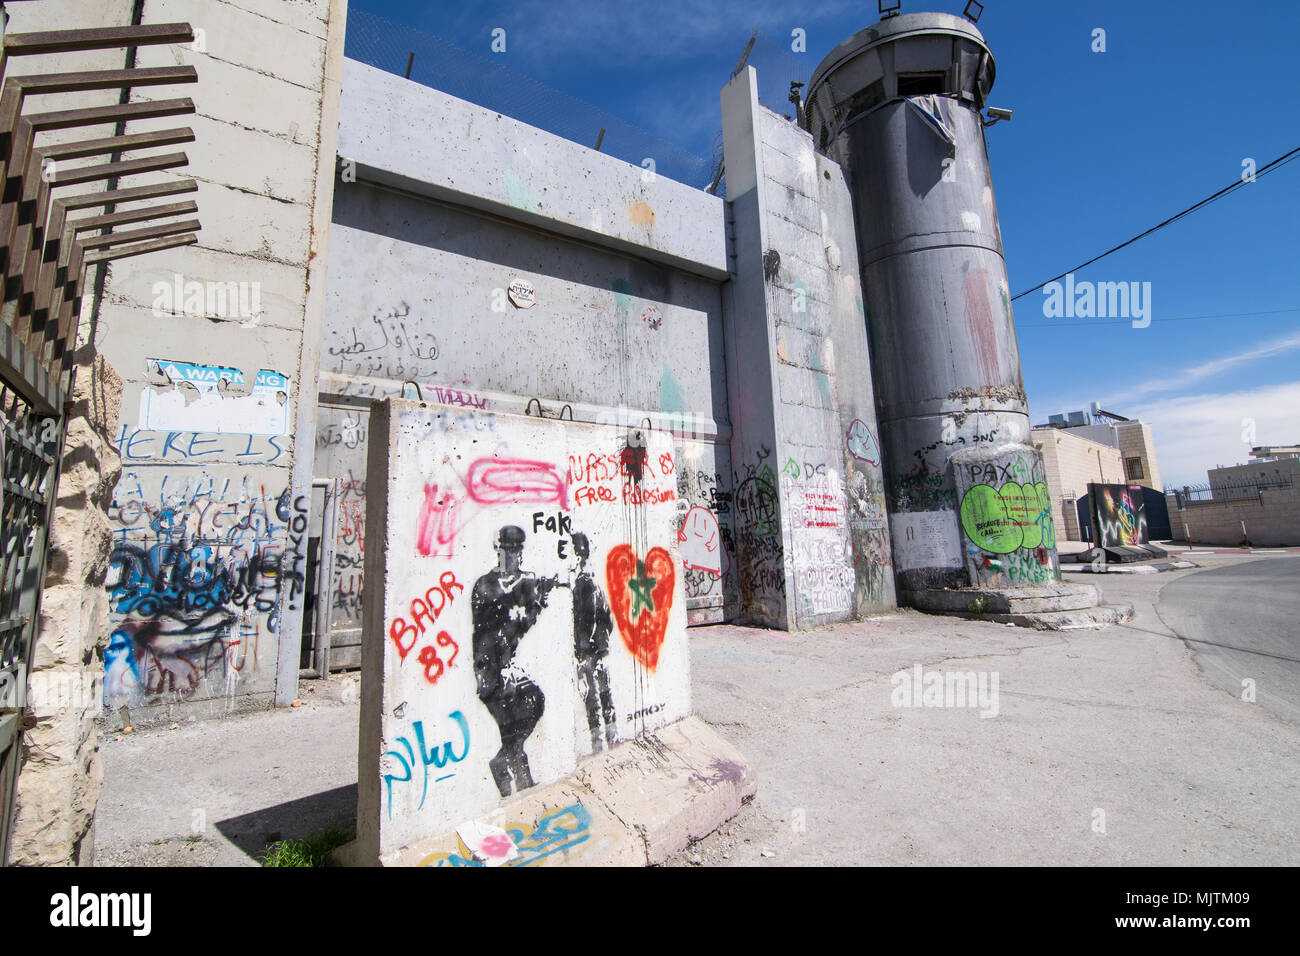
[326,302,440,382]
[418,802,595,867]
[673,454,737,612]
[732,445,785,624]
[104,483,301,708]
[845,466,893,609]
[955,449,1059,586]
[1090,483,1147,549]
[781,457,854,619]
[373,405,690,850]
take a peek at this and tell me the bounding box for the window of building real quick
[1125,457,1144,480]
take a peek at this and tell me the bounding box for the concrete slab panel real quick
[358,399,693,860]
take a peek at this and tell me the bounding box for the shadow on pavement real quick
[215,784,357,859]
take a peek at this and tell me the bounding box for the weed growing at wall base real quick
[259,823,355,867]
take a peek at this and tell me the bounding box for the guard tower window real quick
[837,78,886,130]
[1125,457,1144,480]
[897,72,947,96]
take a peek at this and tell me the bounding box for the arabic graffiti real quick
[418,802,594,867]
[381,711,471,817]
[326,302,440,380]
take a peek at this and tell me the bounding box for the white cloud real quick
[1133,381,1300,488]
[1100,328,1300,407]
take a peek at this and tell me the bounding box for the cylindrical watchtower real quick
[806,12,1060,595]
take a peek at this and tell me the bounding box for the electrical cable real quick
[1011,146,1300,301]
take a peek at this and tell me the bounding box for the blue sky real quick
[349,0,1299,488]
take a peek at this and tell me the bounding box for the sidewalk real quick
[92,554,1300,866]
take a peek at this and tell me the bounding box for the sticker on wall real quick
[508,279,536,309]
[138,360,291,435]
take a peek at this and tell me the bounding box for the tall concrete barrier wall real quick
[4,0,347,717]
[318,58,739,665]
[357,399,690,862]
[719,68,896,628]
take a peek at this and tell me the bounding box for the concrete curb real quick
[332,714,755,867]
[1062,560,1196,574]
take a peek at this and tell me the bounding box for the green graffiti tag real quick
[960,481,1056,554]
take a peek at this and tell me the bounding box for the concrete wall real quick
[357,399,690,861]
[1207,455,1300,493]
[951,445,1059,588]
[1168,457,1300,545]
[6,0,347,728]
[1032,427,1125,541]
[318,58,739,664]
[719,68,895,628]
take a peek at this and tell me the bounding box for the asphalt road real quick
[1156,556,1300,724]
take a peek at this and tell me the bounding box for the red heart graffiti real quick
[605,544,675,671]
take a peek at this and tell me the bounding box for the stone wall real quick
[1166,486,1300,547]
[10,352,122,865]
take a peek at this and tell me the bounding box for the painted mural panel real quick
[1089,483,1148,548]
[367,400,690,854]
[104,356,300,715]
[953,445,1060,587]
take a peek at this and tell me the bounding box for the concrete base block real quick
[902,582,1132,630]
[335,715,755,867]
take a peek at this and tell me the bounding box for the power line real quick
[1018,306,1300,329]
[1011,147,1300,301]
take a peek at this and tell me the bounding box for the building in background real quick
[1167,446,1300,546]
[1042,404,1162,491]
[1033,405,1168,541]
[1031,427,1123,541]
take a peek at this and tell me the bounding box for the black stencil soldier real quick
[571,533,618,751]
[472,526,559,797]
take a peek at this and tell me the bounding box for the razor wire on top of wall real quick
[345,8,713,190]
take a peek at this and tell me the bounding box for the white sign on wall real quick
[507,278,536,309]
[890,510,963,571]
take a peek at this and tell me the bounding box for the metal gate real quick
[0,384,61,863]
[0,16,203,864]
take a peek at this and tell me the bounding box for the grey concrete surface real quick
[92,553,1300,866]
[1155,556,1300,725]
[665,553,1300,866]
